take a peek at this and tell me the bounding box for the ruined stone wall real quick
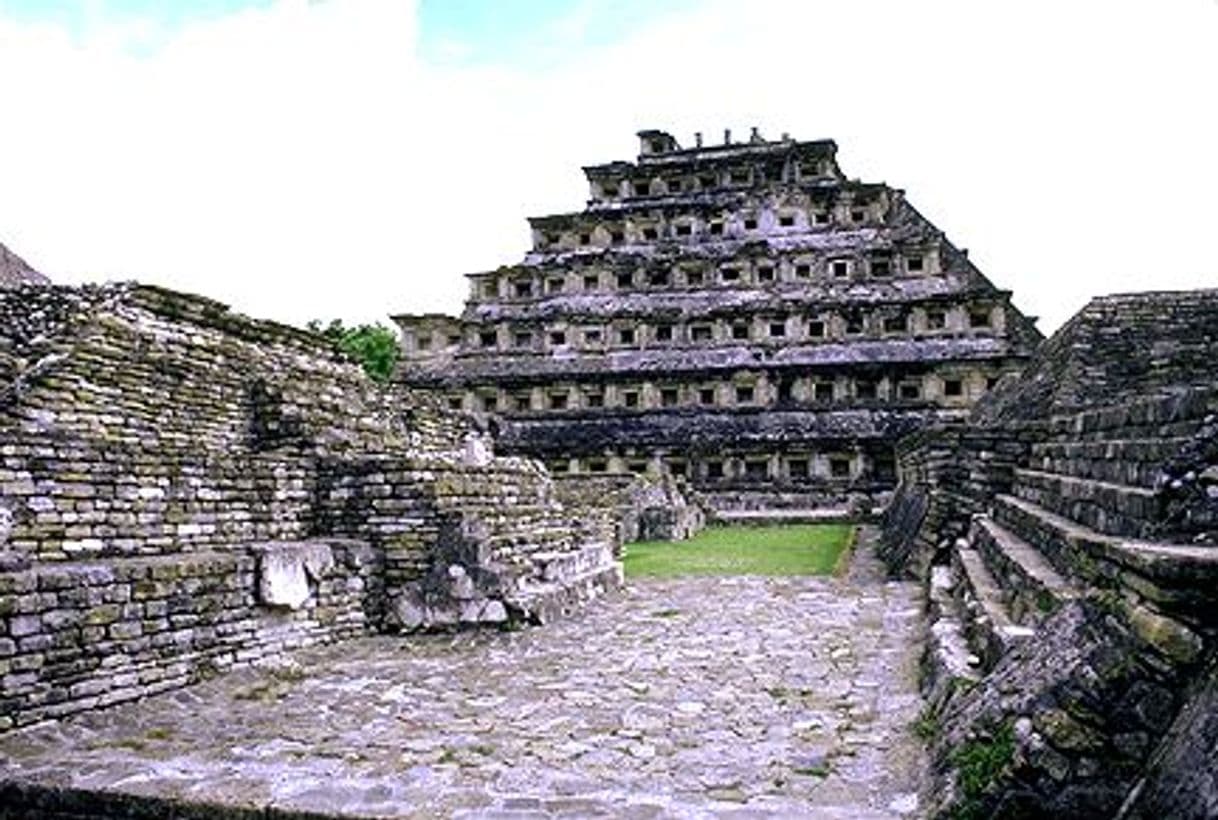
[976,289,1218,425]
[315,453,621,630]
[0,285,406,563]
[551,471,705,550]
[1,284,622,732]
[881,289,1218,818]
[0,285,402,728]
[0,540,382,731]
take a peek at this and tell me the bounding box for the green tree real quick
[307,319,400,383]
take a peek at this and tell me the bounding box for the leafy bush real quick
[308,319,399,383]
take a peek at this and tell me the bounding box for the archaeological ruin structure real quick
[394,128,1042,514]
[0,282,639,735]
[0,130,1216,818]
[880,289,1218,817]
[0,242,47,289]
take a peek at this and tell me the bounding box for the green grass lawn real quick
[623,524,855,578]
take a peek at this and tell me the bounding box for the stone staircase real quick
[383,452,622,631]
[927,513,1081,696]
[900,293,1218,817]
[925,390,1218,693]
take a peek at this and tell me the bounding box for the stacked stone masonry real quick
[395,128,1042,513]
[0,283,638,732]
[880,290,1218,818]
[0,242,47,290]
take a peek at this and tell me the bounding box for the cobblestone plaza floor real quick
[0,537,927,818]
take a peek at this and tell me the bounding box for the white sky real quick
[1,0,1216,334]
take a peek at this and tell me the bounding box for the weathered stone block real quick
[255,541,334,610]
[6,615,40,638]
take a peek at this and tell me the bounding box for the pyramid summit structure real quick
[394,128,1043,513]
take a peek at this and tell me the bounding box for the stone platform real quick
[0,541,925,819]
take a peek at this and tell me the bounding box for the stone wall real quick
[0,241,48,289]
[0,539,381,731]
[1,283,623,732]
[551,471,705,551]
[882,290,1218,818]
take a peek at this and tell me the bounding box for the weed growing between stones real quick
[949,721,1015,817]
[911,707,939,742]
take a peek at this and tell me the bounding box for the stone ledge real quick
[994,494,1218,617]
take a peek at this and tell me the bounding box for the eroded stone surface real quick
[256,541,336,610]
[0,545,925,818]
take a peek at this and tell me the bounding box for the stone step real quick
[1059,417,1205,442]
[969,516,1080,625]
[439,505,569,524]
[483,515,574,534]
[1012,468,1159,538]
[992,494,1218,616]
[713,507,854,525]
[922,565,981,713]
[459,487,552,501]
[530,543,616,583]
[507,561,624,626]
[486,530,577,553]
[1045,391,1213,440]
[1028,436,1191,489]
[952,546,1035,669]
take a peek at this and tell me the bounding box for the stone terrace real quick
[0,538,925,819]
[0,283,626,732]
[882,290,1218,818]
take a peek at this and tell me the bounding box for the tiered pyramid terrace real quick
[394,128,1042,511]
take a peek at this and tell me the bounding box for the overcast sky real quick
[1,0,1215,334]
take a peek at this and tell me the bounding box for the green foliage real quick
[623,524,854,578]
[307,318,400,383]
[950,721,1015,811]
[912,707,940,742]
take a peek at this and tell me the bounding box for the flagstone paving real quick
[0,534,927,818]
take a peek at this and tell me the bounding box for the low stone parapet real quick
[0,539,382,731]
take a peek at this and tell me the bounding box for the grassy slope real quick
[623,524,855,578]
